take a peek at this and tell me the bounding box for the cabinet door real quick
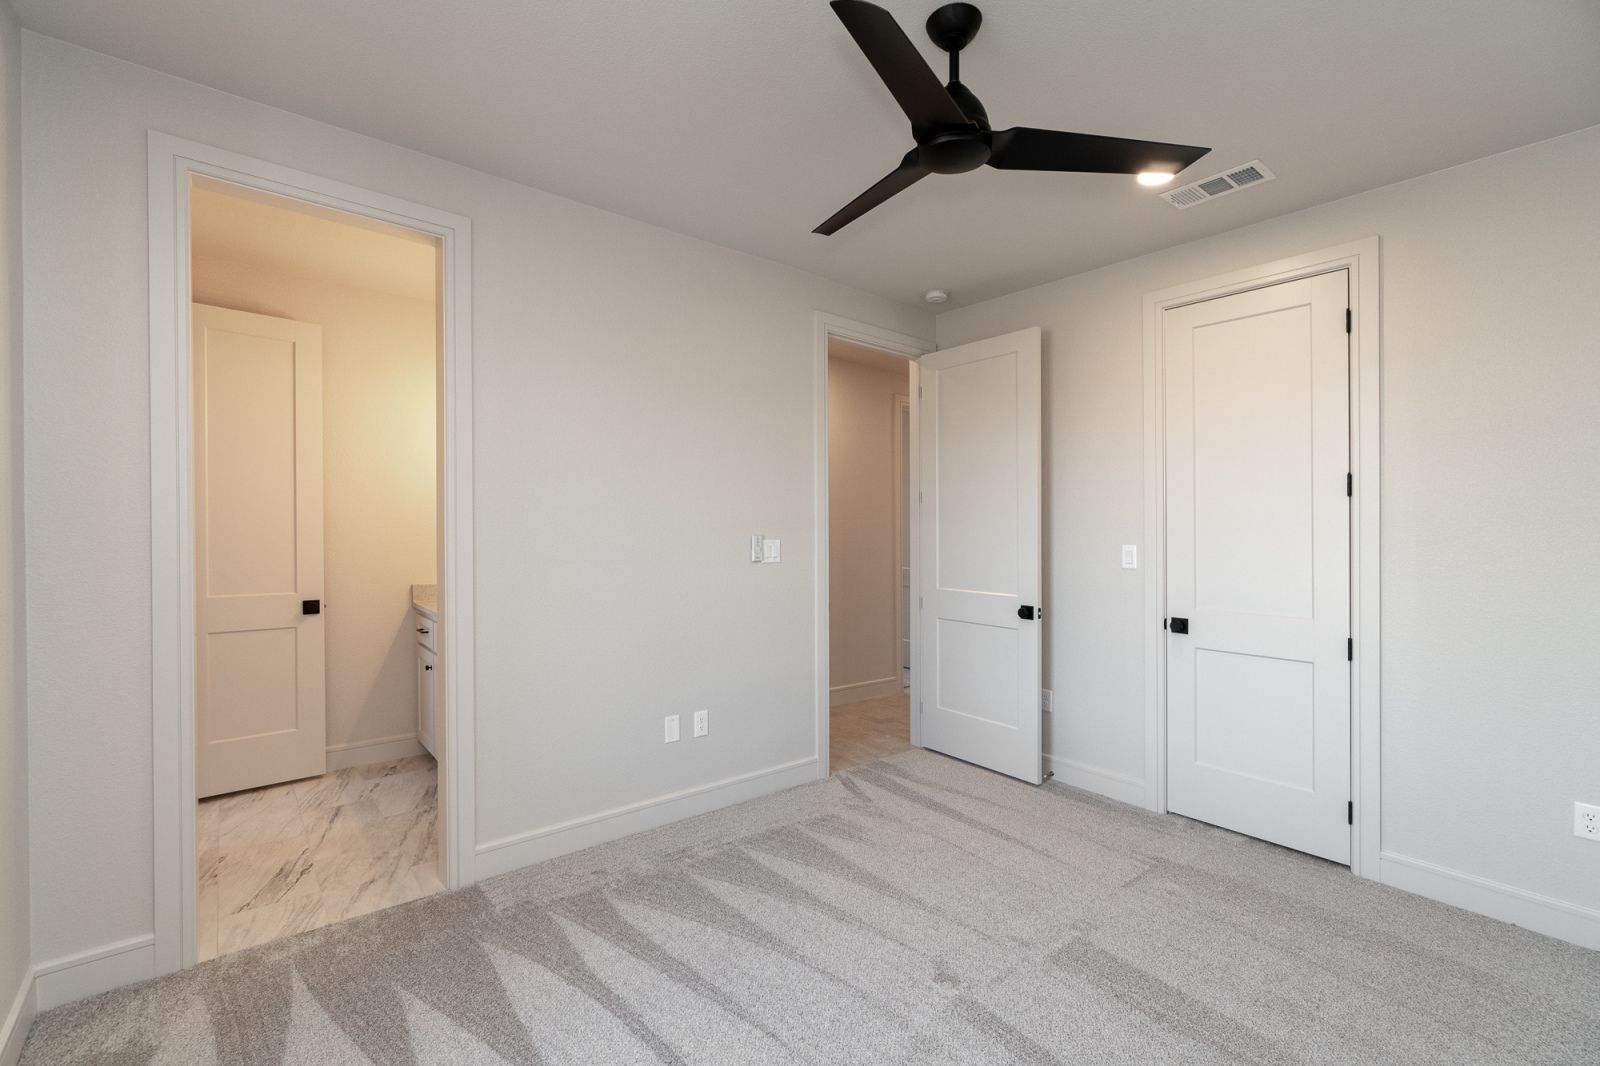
[417,645,437,756]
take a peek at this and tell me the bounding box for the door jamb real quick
[893,394,912,687]
[813,313,932,775]
[1141,237,1381,878]
[148,132,477,974]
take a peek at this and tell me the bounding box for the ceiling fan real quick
[815,0,1210,235]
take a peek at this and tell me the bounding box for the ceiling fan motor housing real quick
[920,129,991,174]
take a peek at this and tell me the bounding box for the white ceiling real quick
[191,180,437,302]
[19,1,1600,309]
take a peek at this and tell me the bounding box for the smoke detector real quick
[924,288,949,304]
[1162,160,1276,209]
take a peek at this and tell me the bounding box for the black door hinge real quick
[1347,801,1354,825]
[1346,472,1352,497]
[1347,638,1353,662]
[1345,308,1352,334]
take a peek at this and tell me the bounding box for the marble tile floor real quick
[197,754,442,962]
[829,686,913,772]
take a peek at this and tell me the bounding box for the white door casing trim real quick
[814,313,932,773]
[1142,237,1381,878]
[0,966,35,1066]
[148,132,477,975]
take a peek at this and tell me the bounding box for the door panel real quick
[1164,272,1350,863]
[195,304,327,798]
[918,328,1042,784]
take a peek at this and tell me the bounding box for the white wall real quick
[937,126,1600,922]
[192,252,437,763]
[0,1,30,1056]
[20,33,930,974]
[827,356,907,698]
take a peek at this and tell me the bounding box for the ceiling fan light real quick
[1137,170,1176,187]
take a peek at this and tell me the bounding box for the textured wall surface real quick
[937,126,1600,912]
[0,0,30,1040]
[21,33,930,965]
[827,356,908,693]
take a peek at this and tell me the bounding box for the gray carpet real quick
[22,750,1600,1064]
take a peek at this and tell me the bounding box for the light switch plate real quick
[664,715,680,743]
[1121,545,1138,569]
[762,538,782,563]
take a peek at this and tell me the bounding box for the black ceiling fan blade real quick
[814,149,928,235]
[830,0,973,133]
[988,127,1210,175]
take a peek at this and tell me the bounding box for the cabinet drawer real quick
[413,610,438,654]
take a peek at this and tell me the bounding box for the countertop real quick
[411,583,438,621]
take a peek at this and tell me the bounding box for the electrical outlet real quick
[693,709,709,737]
[1576,802,1600,841]
[750,534,764,563]
[664,714,680,743]
[1041,689,1053,713]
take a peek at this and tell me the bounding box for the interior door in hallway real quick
[194,303,327,798]
[917,328,1043,784]
[1163,271,1351,863]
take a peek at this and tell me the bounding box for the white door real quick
[194,304,327,798]
[917,328,1043,784]
[1164,272,1350,863]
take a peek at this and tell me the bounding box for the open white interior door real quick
[195,303,327,799]
[916,327,1043,784]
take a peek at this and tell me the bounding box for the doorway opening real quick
[826,337,915,772]
[188,178,444,960]
[1141,238,1381,877]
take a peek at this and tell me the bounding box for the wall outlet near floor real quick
[693,709,709,737]
[664,714,680,743]
[1041,688,1053,713]
[1576,802,1600,841]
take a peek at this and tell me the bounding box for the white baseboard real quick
[0,969,35,1066]
[1046,755,1147,808]
[474,757,821,880]
[32,935,156,1011]
[1377,851,1600,951]
[830,677,902,706]
[326,732,426,771]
